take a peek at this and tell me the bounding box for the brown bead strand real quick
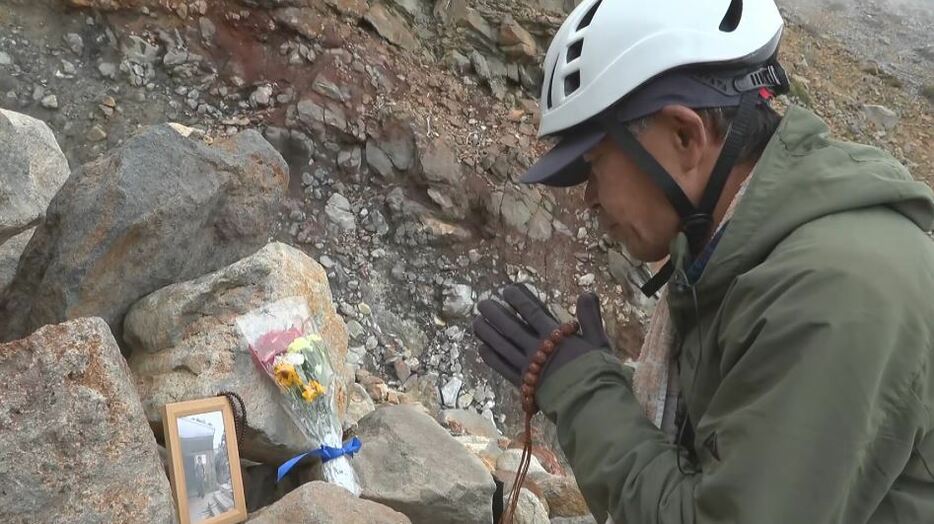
[500,320,580,524]
[217,391,246,446]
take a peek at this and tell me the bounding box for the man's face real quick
[582,106,716,262]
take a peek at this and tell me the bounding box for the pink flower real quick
[252,326,304,366]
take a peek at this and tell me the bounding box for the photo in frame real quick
[163,397,247,524]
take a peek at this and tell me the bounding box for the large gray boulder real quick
[247,481,411,524]
[353,405,496,523]
[0,125,288,342]
[0,109,70,246]
[0,318,176,524]
[0,228,33,294]
[126,242,350,463]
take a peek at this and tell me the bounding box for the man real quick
[472,0,934,522]
[193,457,207,498]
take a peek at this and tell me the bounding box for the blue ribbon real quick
[276,437,362,482]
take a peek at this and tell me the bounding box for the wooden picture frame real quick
[163,397,247,524]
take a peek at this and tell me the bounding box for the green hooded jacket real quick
[537,106,934,523]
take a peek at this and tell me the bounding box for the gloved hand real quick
[472,284,611,387]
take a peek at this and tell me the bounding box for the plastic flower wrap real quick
[236,297,360,495]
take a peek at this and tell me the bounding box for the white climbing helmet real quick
[537,0,785,137]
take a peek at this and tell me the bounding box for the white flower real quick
[284,352,305,367]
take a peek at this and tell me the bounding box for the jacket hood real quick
[689,105,934,301]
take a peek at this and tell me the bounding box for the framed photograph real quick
[163,397,247,524]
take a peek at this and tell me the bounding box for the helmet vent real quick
[564,71,581,95]
[719,0,742,32]
[567,39,583,62]
[546,57,560,109]
[576,0,602,31]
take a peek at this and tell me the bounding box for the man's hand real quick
[472,283,611,387]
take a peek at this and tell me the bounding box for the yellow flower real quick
[273,362,301,389]
[301,380,326,402]
[287,336,311,353]
[308,333,322,343]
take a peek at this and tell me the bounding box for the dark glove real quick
[472,283,611,387]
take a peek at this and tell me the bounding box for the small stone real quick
[499,16,537,59]
[325,193,356,232]
[337,147,362,170]
[313,77,347,102]
[199,16,216,42]
[347,345,366,367]
[347,320,366,340]
[577,273,595,286]
[296,98,324,125]
[441,377,463,407]
[365,335,379,350]
[364,3,419,51]
[443,50,471,75]
[101,96,116,108]
[862,104,899,131]
[444,326,464,341]
[319,255,336,269]
[40,95,59,109]
[86,125,107,142]
[64,33,84,54]
[163,49,188,67]
[468,249,482,264]
[456,391,473,409]
[0,52,11,66]
[251,85,273,107]
[442,283,474,319]
[60,60,76,76]
[470,51,491,81]
[97,62,117,79]
[365,141,395,178]
[393,359,411,382]
[343,383,377,429]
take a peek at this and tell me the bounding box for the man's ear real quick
[657,105,708,174]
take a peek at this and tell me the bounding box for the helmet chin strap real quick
[603,91,760,297]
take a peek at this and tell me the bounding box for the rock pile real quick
[0,105,598,522]
[0,124,289,343]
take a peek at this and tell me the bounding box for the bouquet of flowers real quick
[236,297,360,495]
